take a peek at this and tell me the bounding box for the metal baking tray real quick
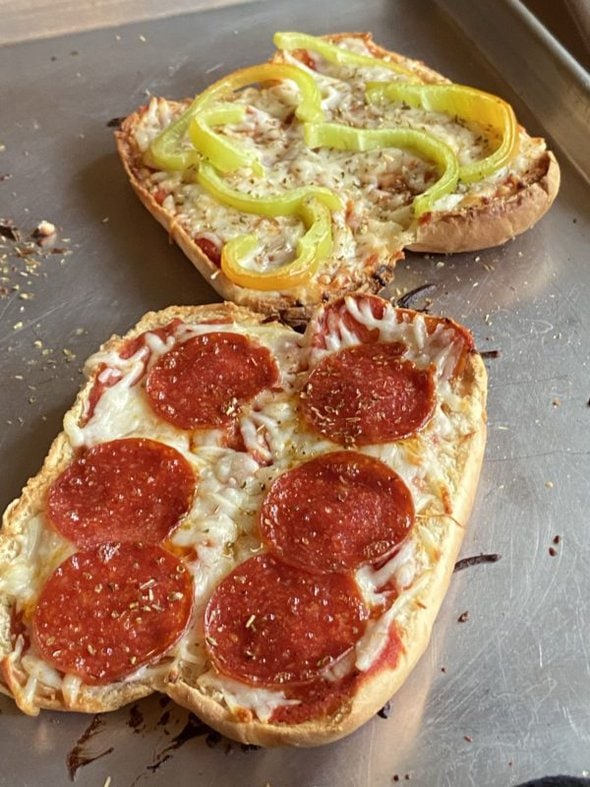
[1,1,589,784]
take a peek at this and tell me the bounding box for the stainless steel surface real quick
[1,1,589,785]
[438,0,590,183]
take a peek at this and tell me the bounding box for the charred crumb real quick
[0,220,20,241]
[377,701,392,719]
[454,553,501,572]
[549,547,557,557]
[32,220,56,238]
[395,283,436,311]
[127,703,145,733]
[240,743,261,752]
[205,730,223,748]
[106,116,127,128]
[457,611,470,623]
[0,174,12,182]
[553,535,561,545]
[373,264,395,288]
[440,666,446,673]
[480,349,501,359]
[464,735,473,743]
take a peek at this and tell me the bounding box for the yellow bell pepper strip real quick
[148,62,324,171]
[365,81,518,184]
[188,103,264,177]
[273,31,419,80]
[303,122,458,217]
[221,197,333,291]
[197,161,343,216]
[146,96,203,171]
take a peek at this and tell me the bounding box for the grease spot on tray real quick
[66,714,114,781]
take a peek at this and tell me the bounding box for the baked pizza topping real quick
[117,31,556,303]
[32,543,193,685]
[259,451,414,573]
[300,342,436,445]
[47,438,195,547]
[0,295,487,739]
[204,553,368,686]
[144,331,280,430]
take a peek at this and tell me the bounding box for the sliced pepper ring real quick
[365,81,518,183]
[274,31,420,80]
[304,122,458,217]
[197,161,343,216]
[148,62,324,172]
[188,103,264,177]
[221,197,334,291]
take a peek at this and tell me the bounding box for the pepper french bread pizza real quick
[116,31,559,317]
[0,293,487,746]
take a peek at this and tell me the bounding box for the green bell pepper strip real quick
[273,31,419,79]
[148,62,324,172]
[303,122,458,217]
[365,81,518,184]
[221,197,333,291]
[188,104,264,177]
[197,161,343,216]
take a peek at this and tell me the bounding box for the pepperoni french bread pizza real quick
[0,293,486,746]
[116,31,559,317]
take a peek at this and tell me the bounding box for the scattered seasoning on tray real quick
[457,611,470,623]
[464,735,473,743]
[394,283,436,311]
[453,553,501,573]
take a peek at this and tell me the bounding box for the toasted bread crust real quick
[115,107,399,320]
[1,299,487,746]
[410,150,560,253]
[115,32,559,313]
[168,353,487,746]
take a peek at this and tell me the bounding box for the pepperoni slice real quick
[204,554,367,686]
[144,332,279,430]
[47,438,195,548]
[32,543,193,684]
[259,451,414,573]
[300,343,436,445]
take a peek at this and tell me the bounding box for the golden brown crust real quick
[115,112,398,321]
[0,302,279,716]
[410,151,560,253]
[115,31,559,310]
[0,300,487,745]
[166,351,487,747]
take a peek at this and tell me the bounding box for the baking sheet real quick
[1,1,589,785]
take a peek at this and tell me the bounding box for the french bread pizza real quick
[116,31,559,317]
[0,293,487,746]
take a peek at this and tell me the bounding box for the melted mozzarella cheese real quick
[2,294,482,720]
[197,670,300,722]
[129,36,543,296]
